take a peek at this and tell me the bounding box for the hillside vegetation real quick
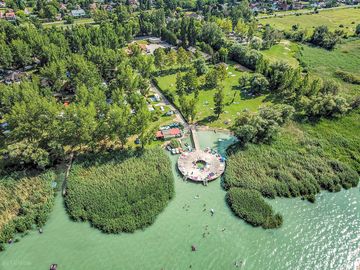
[65,148,174,233]
[0,171,55,251]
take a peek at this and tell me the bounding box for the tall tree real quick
[213,85,225,118]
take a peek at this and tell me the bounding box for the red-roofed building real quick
[156,128,182,140]
[5,12,16,21]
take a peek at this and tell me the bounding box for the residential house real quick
[71,9,86,17]
[89,3,97,11]
[156,128,182,140]
[5,12,16,21]
[24,8,31,15]
[59,3,67,10]
[128,0,139,6]
[184,12,204,20]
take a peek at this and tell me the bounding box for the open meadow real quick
[298,39,360,96]
[261,40,300,67]
[155,62,268,128]
[259,7,360,34]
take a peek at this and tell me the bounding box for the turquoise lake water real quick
[0,131,359,270]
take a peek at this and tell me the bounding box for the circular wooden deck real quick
[177,150,226,182]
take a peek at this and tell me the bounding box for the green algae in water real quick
[0,131,359,270]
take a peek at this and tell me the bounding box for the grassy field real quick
[261,40,300,67]
[298,39,360,96]
[42,18,95,28]
[65,148,174,233]
[155,62,268,128]
[259,7,360,34]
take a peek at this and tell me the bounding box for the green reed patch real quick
[65,148,174,233]
[224,111,360,228]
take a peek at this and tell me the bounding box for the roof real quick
[156,128,181,138]
[156,130,163,138]
[5,12,16,18]
[71,9,85,16]
[139,44,147,51]
[163,128,181,136]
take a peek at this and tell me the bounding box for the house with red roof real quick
[5,12,16,21]
[156,128,182,140]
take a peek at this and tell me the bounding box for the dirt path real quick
[150,82,189,131]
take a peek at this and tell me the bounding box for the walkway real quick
[150,82,189,131]
[190,127,200,150]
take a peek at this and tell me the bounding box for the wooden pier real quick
[190,127,200,150]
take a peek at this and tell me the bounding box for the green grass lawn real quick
[261,40,300,67]
[155,62,268,128]
[259,7,360,34]
[42,18,95,28]
[298,39,360,96]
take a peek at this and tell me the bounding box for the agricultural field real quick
[259,7,360,34]
[155,62,268,128]
[65,148,174,233]
[298,39,360,96]
[261,40,300,67]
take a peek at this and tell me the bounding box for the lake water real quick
[0,131,359,270]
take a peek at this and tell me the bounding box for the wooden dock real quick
[190,127,200,150]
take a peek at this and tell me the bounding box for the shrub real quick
[306,194,316,203]
[334,70,360,85]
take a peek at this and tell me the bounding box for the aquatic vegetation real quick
[65,148,174,233]
[226,188,282,229]
[225,111,360,228]
[0,171,55,251]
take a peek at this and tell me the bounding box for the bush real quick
[226,188,282,229]
[306,194,316,203]
[65,148,174,233]
[334,70,360,85]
